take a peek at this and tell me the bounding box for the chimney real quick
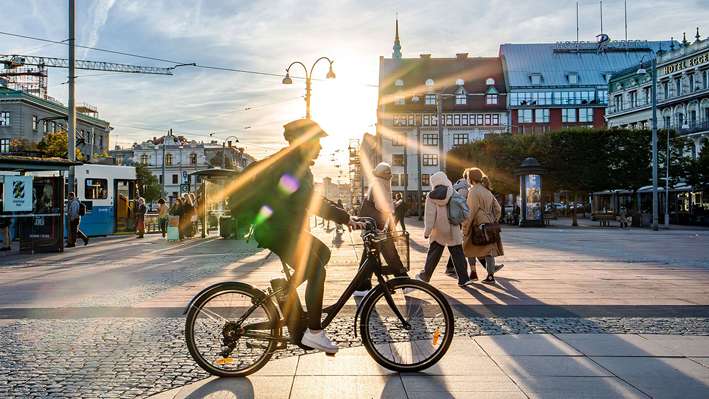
[456,53,469,60]
[420,54,431,59]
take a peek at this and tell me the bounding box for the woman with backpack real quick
[445,170,480,280]
[416,171,475,287]
[353,162,408,296]
[463,168,504,284]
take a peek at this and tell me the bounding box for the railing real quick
[675,120,709,136]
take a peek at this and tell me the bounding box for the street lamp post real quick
[222,136,240,169]
[282,57,336,119]
[637,57,659,231]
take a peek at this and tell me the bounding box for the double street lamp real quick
[282,57,336,119]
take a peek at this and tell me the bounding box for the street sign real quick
[182,171,188,183]
[3,175,33,212]
[180,183,190,193]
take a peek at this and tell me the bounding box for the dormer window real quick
[425,78,434,91]
[567,72,579,85]
[455,78,464,86]
[395,79,404,87]
[455,93,467,105]
[425,94,436,105]
[395,92,405,105]
[486,78,495,85]
[530,73,542,85]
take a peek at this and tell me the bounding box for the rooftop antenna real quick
[624,0,628,43]
[576,1,580,52]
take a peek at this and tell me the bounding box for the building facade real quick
[0,86,111,158]
[110,131,255,203]
[377,20,508,203]
[607,33,709,156]
[500,40,671,134]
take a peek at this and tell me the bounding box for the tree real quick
[135,163,162,203]
[36,130,85,160]
[685,139,709,191]
[208,150,234,169]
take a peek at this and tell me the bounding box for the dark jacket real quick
[243,146,349,247]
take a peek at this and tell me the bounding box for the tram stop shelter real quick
[189,167,242,239]
[0,155,81,253]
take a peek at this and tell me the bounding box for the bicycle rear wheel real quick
[359,278,454,372]
[185,282,280,377]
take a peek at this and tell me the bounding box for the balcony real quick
[674,120,709,136]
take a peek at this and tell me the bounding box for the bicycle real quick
[184,217,454,377]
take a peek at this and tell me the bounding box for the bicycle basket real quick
[373,230,410,273]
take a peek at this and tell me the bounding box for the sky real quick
[2,0,708,180]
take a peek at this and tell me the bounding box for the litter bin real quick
[219,216,233,238]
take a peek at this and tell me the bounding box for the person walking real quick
[135,197,147,238]
[416,172,475,287]
[181,194,194,238]
[170,198,184,240]
[354,162,409,296]
[66,192,88,247]
[463,168,504,285]
[444,172,479,280]
[157,198,169,238]
[335,199,345,232]
[394,192,407,232]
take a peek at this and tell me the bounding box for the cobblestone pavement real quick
[0,316,707,398]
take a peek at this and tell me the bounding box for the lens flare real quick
[254,205,273,225]
[278,174,300,194]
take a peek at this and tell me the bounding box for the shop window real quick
[84,178,108,199]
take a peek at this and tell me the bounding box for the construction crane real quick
[0,54,184,75]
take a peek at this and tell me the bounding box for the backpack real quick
[447,191,470,225]
[78,202,87,216]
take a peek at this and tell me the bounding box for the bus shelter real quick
[0,155,80,253]
[189,167,242,238]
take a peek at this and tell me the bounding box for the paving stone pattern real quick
[1,316,707,398]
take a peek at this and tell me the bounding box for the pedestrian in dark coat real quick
[135,197,147,238]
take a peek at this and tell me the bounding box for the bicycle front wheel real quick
[359,278,454,372]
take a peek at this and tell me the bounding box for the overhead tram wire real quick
[0,30,379,87]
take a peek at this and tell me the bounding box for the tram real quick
[73,164,137,236]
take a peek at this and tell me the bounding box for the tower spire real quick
[392,14,402,59]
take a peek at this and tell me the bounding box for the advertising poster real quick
[3,175,33,212]
[525,174,542,221]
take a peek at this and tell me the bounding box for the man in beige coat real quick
[463,168,504,284]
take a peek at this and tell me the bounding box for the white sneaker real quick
[353,289,370,297]
[301,329,339,354]
[458,279,476,287]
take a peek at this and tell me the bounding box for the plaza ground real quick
[0,218,707,397]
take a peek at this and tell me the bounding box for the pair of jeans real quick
[484,255,496,276]
[257,229,329,331]
[421,241,468,285]
[159,218,168,237]
[355,237,408,291]
[445,256,479,276]
[68,218,88,245]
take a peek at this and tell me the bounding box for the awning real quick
[189,167,242,181]
[0,155,81,172]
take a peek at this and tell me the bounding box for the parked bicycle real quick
[184,217,454,376]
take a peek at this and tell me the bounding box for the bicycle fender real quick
[352,277,410,337]
[182,281,262,314]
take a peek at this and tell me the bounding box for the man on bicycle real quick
[246,118,364,354]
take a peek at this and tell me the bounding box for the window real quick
[518,109,532,124]
[664,116,671,128]
[486,78,495,85]
[562,108,577,123]
[629,91,637,107]
[391,174,400,187]
[455,78,464,86]
[530,74,542,85]
[422,134,438,146]
[455,94,466,105]
[535,109,550,123]
[704,69,709,89]
[423,114,430,126]
[165,153,173,166]
[392,154,405,166]
[408,114,415,126]
[484,114,491,125]
[140,154,149,165]
[662,81,669,98]
[99,135,103,149]
[0,112,9,126]
[567,73,578,85]
[597,90,608,105]
[0,138,9,153]
[84,178,108,199]
[445,114,453,126]
[643,87,651,105]
[453,133,468,146]
[159,175,163,184]
[32,115,38,131]
[43,121,48,133]
[395,93,405,105]
[462,114,468,125]
[425,78,434,88]
[395,79,404,87]
[172,174,179,184]
[453,114,460,125]
[492,114,500,125]
[476,114,483,125]
[421,174,430,186]
[391,132,405,146]
[675,77,681,96]
[689,74,695,92]
[190,153,197,165]
[431,114,438,126]
[423,154,438,166]
[614,95,623,111]
[579,108,593,123]
[425,94,436,105]
[486,94,498,105]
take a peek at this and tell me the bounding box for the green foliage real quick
[685,139,709,190]
[135,163,162,203]
[36,130,85,160]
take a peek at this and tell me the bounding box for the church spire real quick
[392,15,402,59]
